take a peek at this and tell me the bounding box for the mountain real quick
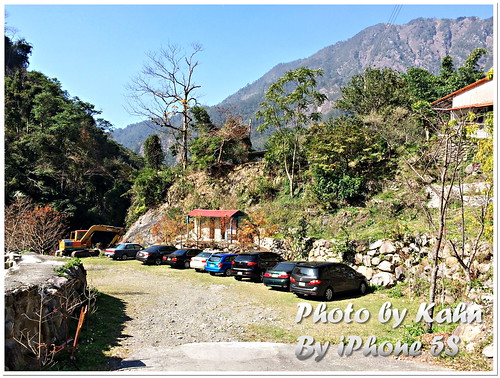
[113,16,493,153]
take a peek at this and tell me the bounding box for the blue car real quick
[205,253,238,276]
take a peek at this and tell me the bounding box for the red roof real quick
[187,209,244,218]
[431,77,491,106]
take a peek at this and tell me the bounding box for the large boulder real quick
[370,272,396,287]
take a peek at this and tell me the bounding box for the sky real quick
[4,2,495,129]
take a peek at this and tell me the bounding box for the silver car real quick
[190,251,216,272]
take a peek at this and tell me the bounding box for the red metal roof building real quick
[186,209,246,243]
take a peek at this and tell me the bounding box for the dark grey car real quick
[290,262,368,301]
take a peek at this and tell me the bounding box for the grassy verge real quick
[47,289,127,371]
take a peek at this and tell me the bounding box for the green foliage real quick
[130,168,175,208]
[4,35,141,229]
[257,67,327,197]
[189,108,251,169]
[305,117,393,209]
[54,257,82,277]
[143,134,165,170]
[401,321,426,344]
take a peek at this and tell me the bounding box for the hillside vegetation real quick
[113,16,493,153]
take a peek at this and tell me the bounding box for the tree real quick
[5,196,68,254]
[151,215,186,245]
[256,67,327,197]
[404,107,493,331]
[127,43,202,170]
[306,117,390,208]
[4,35,32,76]
[238,211,277,247]
[189,108,251,169]
[143,134,164,170]
[4,39,141,229]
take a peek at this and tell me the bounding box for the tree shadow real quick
[48,292,132,371]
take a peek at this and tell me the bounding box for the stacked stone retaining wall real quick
[5,254,87,370]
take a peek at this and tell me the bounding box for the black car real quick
[163,249,202,268]
[263,261,305,291]
[230,251,283,282]
[290,262,368,301]
[136,245,177,265]
[105,243,144,260]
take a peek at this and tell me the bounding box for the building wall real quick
[453,80,494,108]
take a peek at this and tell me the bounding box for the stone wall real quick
[259,235,493,298]
[5,254,88,370]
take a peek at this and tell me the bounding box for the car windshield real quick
[209,256,222,262]
[196,252,212,258]
[293,267,318,277]
[235,254,258,262]
[115,244,127,250]
[172,249,188,255]
[144,246,160,252]
[273,262,296,271]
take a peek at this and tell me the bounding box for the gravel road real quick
[85,259,453,372]
[86,261,281,353]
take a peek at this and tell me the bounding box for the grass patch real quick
[48,289,128,371]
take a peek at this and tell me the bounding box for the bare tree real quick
[127,43,202,170]
[405,109,493,332]
[5,197,67,254]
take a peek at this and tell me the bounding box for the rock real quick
[369,240,383,250]
[445,256,458,267]
[362,256,372,267]
[380,241,396,254]
[453,322,483,343]
[477,263,492,275]
[394,265,406,280]
[354,253,363,265]
[356,266,374,280]
[370,272,396,287]
[377,260,394,272]
[391,254,402,265]
[482,345,494,358]
[371,256,381,266]
[356,245,366,253]
[367,249,378,256]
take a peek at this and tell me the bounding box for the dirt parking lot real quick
[83,257,462,372]
[85,258,285,358]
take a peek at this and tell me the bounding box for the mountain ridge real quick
[112,16,493,153]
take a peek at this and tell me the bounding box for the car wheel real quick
[184,260,190,269]
[209,272,215,276]
[154,257,162,266]
[359,281,368,295]
[224,269,232,277]
[235,276,242,281]
[324,287,334,301]
[120,254,127,261]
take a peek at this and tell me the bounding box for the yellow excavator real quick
[56,225,125,258]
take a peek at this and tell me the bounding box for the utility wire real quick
[370,4,403,66]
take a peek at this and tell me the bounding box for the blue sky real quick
[5,3,494,129]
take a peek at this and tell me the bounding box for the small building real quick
[432,76,494,138]
[186,209,246,243]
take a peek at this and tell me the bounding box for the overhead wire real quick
[370,4,403,66]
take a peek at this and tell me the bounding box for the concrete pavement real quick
[118,341,453,372]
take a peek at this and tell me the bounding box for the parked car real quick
[205,253,238,276]
[190,251,216,272]
[263,261,305,291]
[136,245,177,265]
[104,243,144,260]
[230,251,283,282]
[290,262,368,301]
[163,249,202,268]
